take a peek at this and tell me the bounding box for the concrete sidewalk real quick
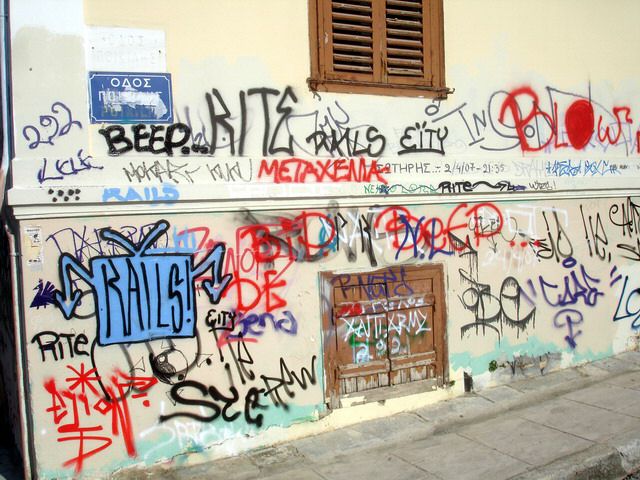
[121,351,640,480]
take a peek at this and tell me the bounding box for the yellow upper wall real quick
[84,0,310,87]
[444,0,640,91]
[84,0,640,92]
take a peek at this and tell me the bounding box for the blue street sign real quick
[88,71,173,124]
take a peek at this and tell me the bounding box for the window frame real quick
[308,0,450,98]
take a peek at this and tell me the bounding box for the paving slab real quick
[413,394,494,427]
[392,432,530,480]
[508,368,585,393]
[590,356,639,374]
[476,385,524,404]
[564,383,640,417]
[172,455,261,480]
[614,351,640,367]
[509,443,626,480]
[606,428,640,473]
[458,415,593,466]
[114,464,173,480]
[290,426,385,462]
[261,467,326,480]
[575,362,616,378]
[349,412,431,443]
[517,397,640,442]
[246,444,307,477]
[606,400,640,420]
[314,451,438,480]
[605,370,640,391]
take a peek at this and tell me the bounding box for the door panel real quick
[385,273,437,386]
[322,264,446,406]
[335,312,388,365]
[387,306,434,355]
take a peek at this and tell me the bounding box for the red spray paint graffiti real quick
[222,211,337,313]
[564,99,595,150]
[43,364,157,473]
[499,86,633,153]
[257,157,389,184]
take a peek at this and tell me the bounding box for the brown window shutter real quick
[330,1,375,74]
[309,0,449,97]
[384,0,425,79]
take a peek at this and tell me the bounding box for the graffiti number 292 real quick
[23,101,82,149]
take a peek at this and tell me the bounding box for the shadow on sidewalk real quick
[0,428,23,480]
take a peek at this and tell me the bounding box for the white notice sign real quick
[86,27,167,72]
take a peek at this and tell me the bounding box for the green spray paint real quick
[450,336,614,375]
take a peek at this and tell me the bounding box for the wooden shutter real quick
[322,0,379,83]
[333,282,390,394]
[384,0,428,85]
[331,1,374,74]
[386,277,437,384]
[310,0,447,96]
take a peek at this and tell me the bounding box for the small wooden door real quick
[321,264,446,407]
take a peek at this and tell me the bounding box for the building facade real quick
[2,0,640,478]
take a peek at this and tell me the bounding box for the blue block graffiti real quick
[54,220,232,345]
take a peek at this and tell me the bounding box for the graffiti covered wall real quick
[6,0,640,477]
[19,196,640,476]
[26,215,322,476]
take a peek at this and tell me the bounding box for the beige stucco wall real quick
[7,0,640,478]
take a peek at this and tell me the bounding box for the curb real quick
[510,443,629,480]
